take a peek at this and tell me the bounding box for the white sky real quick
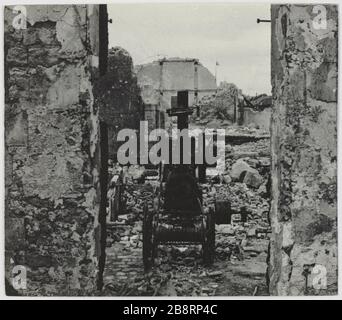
[108,3,271,95]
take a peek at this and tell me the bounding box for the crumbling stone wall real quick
[268,4,337,295]
[94,46,142,160]
[5,5,104,295]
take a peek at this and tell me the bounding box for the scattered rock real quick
[207,271,223,277]
[230,160,251,181]
[222,174,232,184]
[159,281,178,296]
[216,224,235,236]
[243,169,263,188]
[247,227,257,237]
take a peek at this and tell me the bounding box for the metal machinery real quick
[143,91,216,272]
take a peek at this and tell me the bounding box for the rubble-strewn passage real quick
[102,135,271,296]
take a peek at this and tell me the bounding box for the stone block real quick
[230,159,251,181]
[243,169,263,189]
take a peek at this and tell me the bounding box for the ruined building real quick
[135,58,217,131]
[191,82,271,132]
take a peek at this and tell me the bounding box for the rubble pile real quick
[191,82,239,126]
[225,138,270,173]
[125,182,156,215]
[202,137,271,229]
[214,183,269,223]
[103,216,269,296]
[106,182,155,247]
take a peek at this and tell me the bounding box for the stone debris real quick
[230,159,252,181]
[207,271,223,277]
[242,169,263,189]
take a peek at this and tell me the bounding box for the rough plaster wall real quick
[269,4,337,295]
[5,5,102,295]
[197,65,217,91]
[163,62,196,90]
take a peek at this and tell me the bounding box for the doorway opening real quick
[100,3,272,296]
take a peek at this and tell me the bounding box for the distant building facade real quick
[135,58,217,130]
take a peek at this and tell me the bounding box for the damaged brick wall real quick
[268,4,337,295]
[5,5,105,295]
